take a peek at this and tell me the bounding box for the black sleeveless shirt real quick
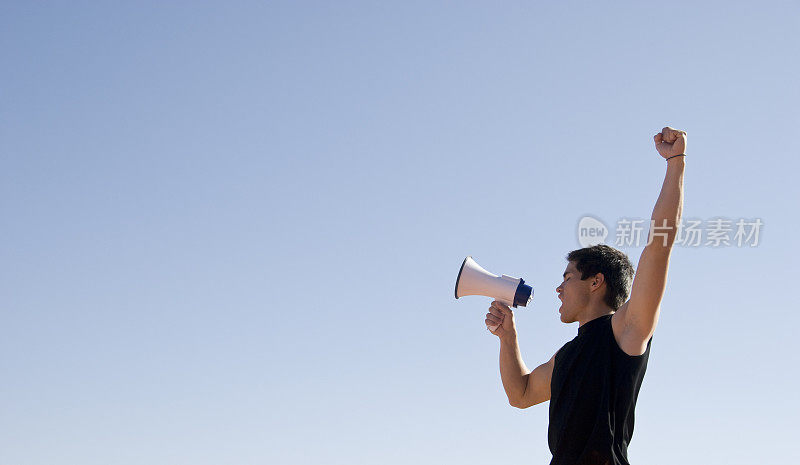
[548,314,652,465]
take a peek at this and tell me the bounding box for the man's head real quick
[556,244,634,323]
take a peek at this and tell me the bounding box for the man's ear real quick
[591,273,605,290]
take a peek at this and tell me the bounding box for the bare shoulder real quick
[530,352,557,387]
[612,303,652,356]
[541,351,557,374]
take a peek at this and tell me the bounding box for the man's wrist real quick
[500,332,518,344]
[666,153,686,162]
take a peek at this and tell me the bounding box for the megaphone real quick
[454,256,534,332]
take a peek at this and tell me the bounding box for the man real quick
[485,127,686,465]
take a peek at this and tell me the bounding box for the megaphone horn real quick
[454,256,534,331]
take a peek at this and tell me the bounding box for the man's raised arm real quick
[618,127,686,345]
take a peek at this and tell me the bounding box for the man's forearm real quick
[649,157,685,248]
[499,334,529,405]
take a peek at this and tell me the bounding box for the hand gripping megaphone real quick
[454,256,534,332]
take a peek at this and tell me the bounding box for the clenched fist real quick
[654,126,687,159]
[486,301,517,340]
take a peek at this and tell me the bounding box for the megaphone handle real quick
[487,300,512,333]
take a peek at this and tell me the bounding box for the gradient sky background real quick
[2,2,799,464]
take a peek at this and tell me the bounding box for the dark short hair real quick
[566,244,634,310]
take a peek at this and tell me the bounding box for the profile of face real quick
[556,261,601,323]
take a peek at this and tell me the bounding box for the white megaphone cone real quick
[454,256,534,332]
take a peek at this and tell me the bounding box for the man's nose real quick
[556,284,563,293]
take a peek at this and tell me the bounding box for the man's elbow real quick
[509,398,528,409]
[646,239,676,253]
[509,395,538,409]
[646,222,680,250]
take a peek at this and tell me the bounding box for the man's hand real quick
[486,301,516,340]
[653,126,687,159]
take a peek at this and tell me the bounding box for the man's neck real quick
[576,303,615,328]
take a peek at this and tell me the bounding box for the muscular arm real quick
[488,302,555,408]
[616,127,686,351]
[497,334,529,405]
[499,336,556,408]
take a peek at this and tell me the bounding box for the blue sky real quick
[2,2,798,464]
